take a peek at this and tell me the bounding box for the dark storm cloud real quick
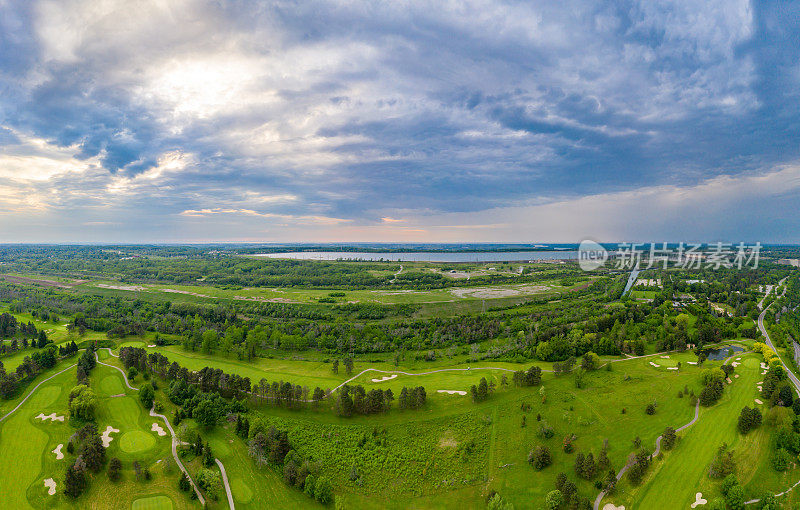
[1,0,799,241]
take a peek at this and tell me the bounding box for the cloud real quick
[0,0,798,241]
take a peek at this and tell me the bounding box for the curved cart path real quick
[592,348,746,510]
[592,400,700,510]
[216,458,236,510]
[95,352,139,391]
[95,351,236,508]
[0,362,77,423]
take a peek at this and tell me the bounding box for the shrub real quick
[771,449,790,472]
[107,458,122,482]
[545,490,563,510]
[529,446,552,470]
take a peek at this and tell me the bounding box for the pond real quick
[704,344,745,361]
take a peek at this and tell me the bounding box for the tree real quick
[332,360,339,374]
[626,450,650,485]
[314,476,333,504]
[108,457,122,482]
[477,377,489,401]
[139,383,155,410]
[194,399,220,428]
[82,434,106,472]
[179,471,192,492]
[528,446,552,470]
[645,402,656,415]
[662,427,676,450]
[64,464,87,498]
[203,443,215,468]
[737,406,762,434]
[778,384,794,407]
[487,493,514,510]
[545,490,563,510]
[68,385,97,421]
[725,484,746,510]
[721,474,738,496]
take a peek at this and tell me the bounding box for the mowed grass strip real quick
[627,355,763,508]
[131,495,174,510]
[0,384,63,509]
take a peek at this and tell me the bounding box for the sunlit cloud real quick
[0,0,798,241]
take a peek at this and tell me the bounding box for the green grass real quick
[119,430,157,454]
[80,278,574,307]
[131,495,174,510]
[622,353,800,508]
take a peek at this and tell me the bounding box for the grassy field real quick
[79,279,578,307]
[616,354,780,507]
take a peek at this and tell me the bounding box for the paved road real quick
[757,276,800,396]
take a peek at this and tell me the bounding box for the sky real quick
[1,0,799,243]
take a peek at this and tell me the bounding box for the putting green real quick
[131,495,173,510]
[231,478,253,504]
[99,375,125,396]
[119,430,156,453]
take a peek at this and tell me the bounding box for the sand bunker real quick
[667,367,678,370]
[755,399,763,405]
[371,374,398,383]
[151,422,167,436]
[36,413,65,422]
[691,492,707,508]
[726,377,732,384]
[649,362,660,367]
[101,425,120,447]
[52,444,64,460]
[661,355,670,359]
[731,362,740,368]
[602,504,625,510]
[44,478,56,495]
[437,390,467,395]
[687,361,698,365]
[734,374,739,378]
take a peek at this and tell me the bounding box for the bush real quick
[661,427,676,451]
[529,446,552,470]
[771,448,790,472]
[645,403,656,415]
[545,490,563,510]
[314,476,333,504]
[107,457,122,482]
